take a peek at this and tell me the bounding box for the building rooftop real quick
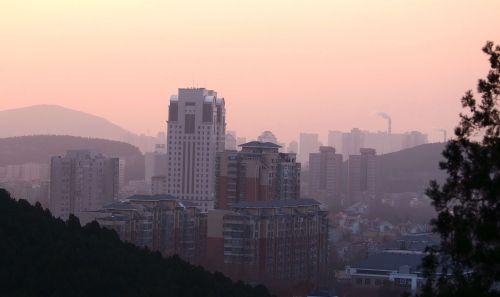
[127,194,178,202]
[232,198,320,209]
[102,201,137,211]
[307,289,338,297]
[383,233,440,252]
[239,141,282,149]
[352,252,424,272]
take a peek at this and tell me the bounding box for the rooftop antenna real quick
[435,129,447,142]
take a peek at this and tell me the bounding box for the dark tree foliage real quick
[420,41,500,297]
[0,189,272,297]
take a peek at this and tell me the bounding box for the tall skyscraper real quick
[49,150,119,219]
[166,88,226,210]
[215,141,300,209]
[298,132,320,165]
[308,146,343,206]
[348,148,378,204]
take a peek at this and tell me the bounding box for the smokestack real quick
[377,112,392,134]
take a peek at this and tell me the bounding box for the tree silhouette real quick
[0,188,272,297]
[420,41,500,297]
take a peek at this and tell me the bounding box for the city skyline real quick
[2,1,500,143]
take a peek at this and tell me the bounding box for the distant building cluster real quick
[0,86,439,295]
[328,129,428,160]
[0,162,50,207]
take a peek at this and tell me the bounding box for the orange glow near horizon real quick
[1,0,500,143]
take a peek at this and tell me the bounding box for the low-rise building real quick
[345,233,440,295]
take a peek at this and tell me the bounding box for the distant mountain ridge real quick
[0,105,157,152]
[378,142,447,193]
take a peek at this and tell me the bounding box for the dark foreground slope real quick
[0,189,271,297]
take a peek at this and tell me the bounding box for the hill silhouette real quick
[378,142,447,193]
[0,135,144,181]
[0,105,157,152]
[0,188,271,297]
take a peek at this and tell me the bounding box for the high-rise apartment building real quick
[49,150,119,219]
[166,88,226,211]
[215,141,300,210]
[206,199,329,288]
[298,133,320,165]
[308,146,343,206]
[348,148,378,204]
[327,130,343,152]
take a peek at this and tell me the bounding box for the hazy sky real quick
[1,0,499,143]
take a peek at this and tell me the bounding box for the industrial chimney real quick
[377,112,392,134]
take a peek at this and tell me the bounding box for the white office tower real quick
[50,150,119,219]
[166,88,226,210]
[308,146,343,206]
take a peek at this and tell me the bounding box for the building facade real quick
[93,194,206,264]
[144,144,168,186]
[308,146,343,206]
[166,88,226,211]
[50,150,119,219]
[151,175,167,195]
[215,141,300,210]
[212,199,329,288]
[348,148,378,204]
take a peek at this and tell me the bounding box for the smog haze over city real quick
[1,1,499,142]
[1,1,499,297]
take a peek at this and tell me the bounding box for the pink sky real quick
[1,0,499,143]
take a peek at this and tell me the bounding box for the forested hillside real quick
[0,189,271,297]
